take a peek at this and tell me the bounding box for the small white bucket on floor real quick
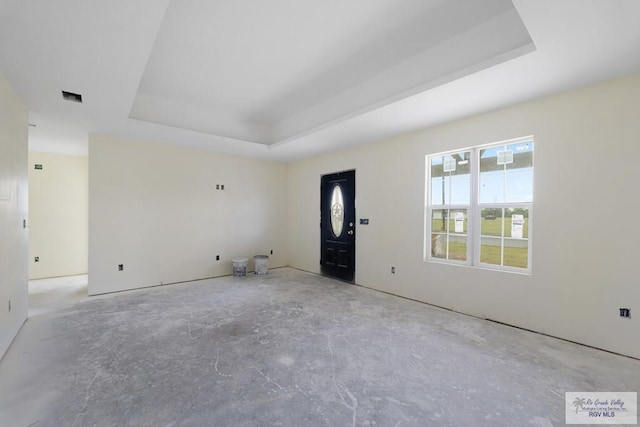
[254,255,269,275]
[232,257,248,277]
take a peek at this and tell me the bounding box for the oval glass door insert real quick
[330,185,345,237]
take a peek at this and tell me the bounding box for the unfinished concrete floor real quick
[1,268,638,426]
[28,274,88,317]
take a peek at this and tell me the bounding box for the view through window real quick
[426,137,533,272]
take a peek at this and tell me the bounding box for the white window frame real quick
[424,136,533,273]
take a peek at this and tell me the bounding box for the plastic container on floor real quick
[254,255,269,275]
[232,257,248,277]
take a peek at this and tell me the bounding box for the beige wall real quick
[88,134,288,295]
[28,152,88,279]
[0,70,28,359]
[288,72,640,359]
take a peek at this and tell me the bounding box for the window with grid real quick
[425,137,533,272]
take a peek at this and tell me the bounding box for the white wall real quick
[28,152,88,279]
[288,72,640,359]
[89,134,288,295]
[0,70,28,359]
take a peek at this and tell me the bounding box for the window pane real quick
[430,208,467,261]
[450,174,470,204]
[480,146,503,172]
[480,208,530,269]
[504,239,528,268]
[448,239,467,261]
[481,208,503,236]
[431,233,447,259]
[505,141,533,202]
[451,209,467,234]
[505,169,533,202]
[431,151,470,205]
[479,170,504,203]
[431,156,444,178]
[431,209,468,234]
[431,209,448,233]
[431,234,467,261]
[480,237,501,265]
[506,141,533,170]
[480,142,534,204]
[330,185,344,237]
[431,176,450,205]
[504,208,529,238]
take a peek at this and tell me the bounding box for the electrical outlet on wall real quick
[118,264,124,271]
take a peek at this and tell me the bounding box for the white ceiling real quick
[1,1,640,162]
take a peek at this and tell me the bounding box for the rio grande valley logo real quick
[566,392,637,424]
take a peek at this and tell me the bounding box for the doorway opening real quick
[27,151,89,317]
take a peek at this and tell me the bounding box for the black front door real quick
[321,170,355,282]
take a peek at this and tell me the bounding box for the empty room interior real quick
[1,1,639,426]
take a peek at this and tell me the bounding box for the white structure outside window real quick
[425,137,534,272]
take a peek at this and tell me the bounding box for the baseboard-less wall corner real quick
[88,134,288,295]
[0,318,26,362]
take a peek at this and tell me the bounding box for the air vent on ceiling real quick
[62,90,83,103]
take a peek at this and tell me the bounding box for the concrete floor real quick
[28,274,89,317]
[1,268,638,426]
